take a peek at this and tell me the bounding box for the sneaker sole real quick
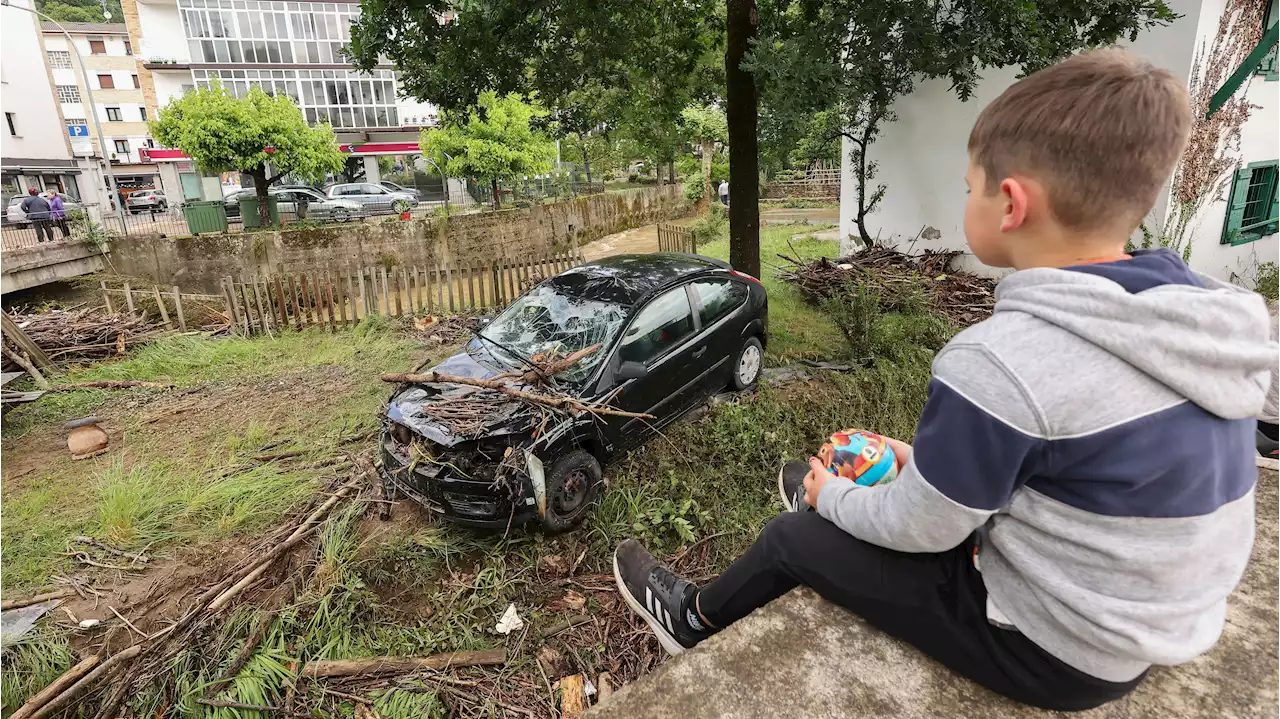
[777,463,793,511]
[612,552,686,656]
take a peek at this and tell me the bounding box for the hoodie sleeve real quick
[816,343,1048,552]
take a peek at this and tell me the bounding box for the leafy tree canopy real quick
[38,0,123,24]
[150,80,345,223]
[419,91,557,206]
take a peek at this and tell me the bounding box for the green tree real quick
[350,0,1176,275]
[38,0,123,24]
[681,104,727,203]
[419,92,556,208]
[150,81,345,227]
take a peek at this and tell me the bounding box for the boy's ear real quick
[1000,177,1030,233]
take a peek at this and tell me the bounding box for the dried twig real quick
[0,588,75,611]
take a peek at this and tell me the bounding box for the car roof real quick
[547,253,731,306]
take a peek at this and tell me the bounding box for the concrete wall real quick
[1,240,108,295]
[839,0,1206,276]
[109,186,692,292]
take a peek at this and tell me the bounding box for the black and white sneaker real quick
[613,539,711,655]
[778,460,814,512]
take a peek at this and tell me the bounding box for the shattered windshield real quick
[476,285,627,384]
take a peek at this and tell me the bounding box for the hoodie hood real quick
[994,250,1277,419]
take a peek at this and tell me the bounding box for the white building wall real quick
[151,71,193,109]
[841,0,1206,275]
[1,0,73,163]
[135,2,189,63]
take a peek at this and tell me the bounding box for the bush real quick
[1256,261,1278,300]
[690,203,728,246]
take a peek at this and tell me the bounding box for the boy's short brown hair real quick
[968,49,1191,233]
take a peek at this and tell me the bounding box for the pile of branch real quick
[778,247,996,326]
[406,314,481,345]
[4,307,169,368]
[8,462,372,719]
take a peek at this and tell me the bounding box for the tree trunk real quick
[579,133,592,185]
[668,161,675,186]
[701,135,713,207]
[252,169,272,227]
[491,178,501,209]
[726,0,760,278]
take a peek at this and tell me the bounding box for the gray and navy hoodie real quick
[817,248,1278,682]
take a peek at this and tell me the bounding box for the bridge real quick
[1,236,109,295]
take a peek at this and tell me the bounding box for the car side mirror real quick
[616,361,648,381]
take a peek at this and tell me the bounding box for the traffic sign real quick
[67,124,90,137]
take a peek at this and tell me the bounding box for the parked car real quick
[379,180,423,198]
[5,193,84,227]
[273,188,363,222]
[380,253,768,530]
[125,189,168,214]
[324,182,419,213]
[222,185,316,219]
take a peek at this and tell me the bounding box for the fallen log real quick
[29,644,143,719]
[8,655,100,719]
[379,371,653,419]
[560,674,586,719]
[50,380,174,391]
[1,588,75,611]
[298,649,507,679]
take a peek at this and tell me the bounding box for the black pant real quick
[32,219,51,243]
[697,512,1144,712]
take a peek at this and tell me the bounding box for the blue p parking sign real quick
[67,124,89,137]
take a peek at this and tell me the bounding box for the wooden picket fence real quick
[657,223,696,254]
[213,249,586,335]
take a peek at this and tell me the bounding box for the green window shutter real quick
[1268,174,1280,236]
[1262,0,1279,81]
[1222,168,1252,244]
[1209,23,1280,115]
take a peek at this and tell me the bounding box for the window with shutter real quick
[1262,0,1279,81]
[1222,161,1280,244]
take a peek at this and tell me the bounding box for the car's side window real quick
[362,184,385,195]
[618,286,694,365]
[690,279,748,327]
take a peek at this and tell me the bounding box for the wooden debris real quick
[777,247,996,326]
[2,307,168,370]
[69,536,149,565]
[0,588,76,611]
[50,380,173,391]
[537,646,570,680]
[8,655,100,719]
[380,370,652,419]
[28,644,143,719]
[559,674,586,719]
[541,614,591,639]
[297,649,507,678]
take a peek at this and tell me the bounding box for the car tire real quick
[731,336,764,391]
[332,209,351,223]
[540,449,603,533]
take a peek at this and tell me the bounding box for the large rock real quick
[592,470,1278,718]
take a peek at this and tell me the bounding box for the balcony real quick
[142,57,191,70]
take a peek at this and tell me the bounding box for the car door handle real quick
[692,346,707,358]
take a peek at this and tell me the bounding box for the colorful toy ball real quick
[818,430,898,487]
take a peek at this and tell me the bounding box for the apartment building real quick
[121,0,438,200]
[1,0,94,203]
[41,22,160,191]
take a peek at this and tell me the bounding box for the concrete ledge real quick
[1,241,107,294]
[592,471,1278,719]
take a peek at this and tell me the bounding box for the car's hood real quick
[386,348,527,447]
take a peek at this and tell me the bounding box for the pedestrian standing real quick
[718,179,729,206]
[47,191,69,239]
[19,187,52,243]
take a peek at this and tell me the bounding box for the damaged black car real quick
[381,253,768,531]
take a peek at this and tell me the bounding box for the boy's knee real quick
[759,511,830,549]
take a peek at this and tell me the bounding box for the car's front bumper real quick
[379,428,536,529]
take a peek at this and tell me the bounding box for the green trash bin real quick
[239,195,281,229]
[182,200,229,234]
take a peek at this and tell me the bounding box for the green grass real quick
[1,320,426,591]
[699,222,844,363]
[0,630,74,715]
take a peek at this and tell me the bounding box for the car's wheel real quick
[392,199,412,214]
[540,449,603,533]
[332,209,351,223]
[731,336,764,391]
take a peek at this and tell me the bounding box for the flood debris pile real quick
[404,313,482,346]
[2,307,169,370]
[778,247,997,326]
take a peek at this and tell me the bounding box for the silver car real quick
[324,182,419,213]
[274,188,363,222]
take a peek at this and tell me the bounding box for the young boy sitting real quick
[612,49,1278,712]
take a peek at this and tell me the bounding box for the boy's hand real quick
[804,457,836,508]
[803,435,914,508]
